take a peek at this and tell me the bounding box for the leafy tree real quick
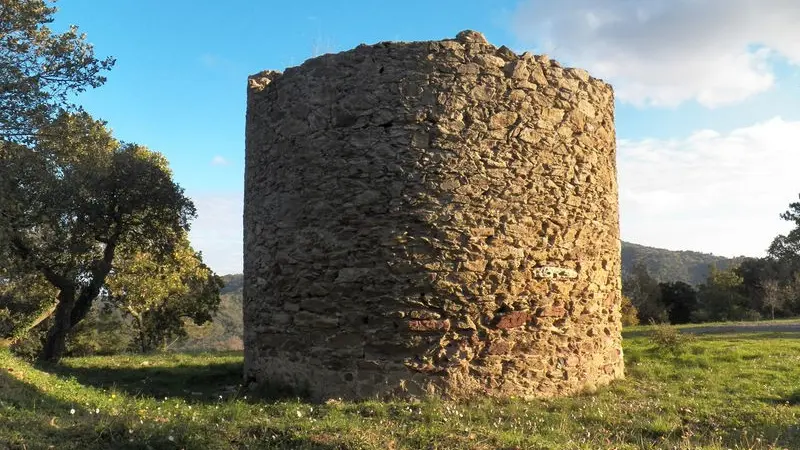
[623,262,667,323]
[696,266,750,322]
[0,112,195,361]
[66,303,131,356]
[0,270,57,347]
[106,235,222,352]
[1,0,114,142]
[768,195,800,270]
[735,257,781,312]
[760,279,784,321]
[619,295,640,327]
[658,281,697,324]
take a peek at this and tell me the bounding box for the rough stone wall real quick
[244,30,623,401]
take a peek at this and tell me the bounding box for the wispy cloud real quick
[211,155,229,166]
[511,0,800,108]
[618,117,800,256]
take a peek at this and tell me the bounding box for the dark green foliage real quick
[695,267,752,322]
[768,194,800,269]
[623,262,667,323]
[133,271,224,353]
[659,281,697,324]
[0,113,197,361]
[0,271,56,347]
[66,305,131,356]
[620,295,640,326]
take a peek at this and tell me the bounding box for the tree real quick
[760,279,784,320]
[619,295,640,327]
[0,112,195,361]
[105,236,222,353]
[1,0,114,142]
[622,262,667,323]
[658,281,697,324]
[768,195,800,269]
[696,266,750,322]
[0,270,57,348]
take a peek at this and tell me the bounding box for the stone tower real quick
[244,30,623,401]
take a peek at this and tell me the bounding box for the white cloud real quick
[619,117,800,257]
[511,0,800,108]
[211,155,229,166]
[187,193,242,275]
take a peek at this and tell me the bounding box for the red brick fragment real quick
[408,319,450,332]
[495,311,529,329]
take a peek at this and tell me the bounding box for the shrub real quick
[648,321,695,355]
[742,309,762,322]
[620,295,640,326]
[67,307,132,356]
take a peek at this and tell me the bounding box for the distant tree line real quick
[623,196,800,325]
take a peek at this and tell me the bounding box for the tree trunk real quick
[46,240,119,360]
[42,288,76,361]
[138,317,147,354]
[0,301,59,349]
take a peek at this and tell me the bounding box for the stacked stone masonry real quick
[244,30,624,401]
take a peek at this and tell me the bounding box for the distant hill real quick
[176,274,244,351]
[184,242,747,350]
[620,241,747,285]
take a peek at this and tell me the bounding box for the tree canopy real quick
[0,112,197,360]
[106,235,223,352]
[1,0,114,142]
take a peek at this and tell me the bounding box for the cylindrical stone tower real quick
[244,30,623,401]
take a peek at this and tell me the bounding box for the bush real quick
[648,321,695,355]
[689,309,711,323]
[10,326,46,361]
[67,307,132,356]
[620,295,640,327]
[742,309,762,322]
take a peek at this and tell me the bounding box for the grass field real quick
[1,326,799,449]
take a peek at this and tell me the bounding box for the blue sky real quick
[53,0,800,274]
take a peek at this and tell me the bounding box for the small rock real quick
[455,30,488,44]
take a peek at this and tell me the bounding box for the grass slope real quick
[1,328,799,449]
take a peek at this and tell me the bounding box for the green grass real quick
[2,330,800,449]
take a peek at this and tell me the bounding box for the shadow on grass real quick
[760,389,800,406]
[0,368,341,449]
[35,358,307,404]
[0,369,168,449]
